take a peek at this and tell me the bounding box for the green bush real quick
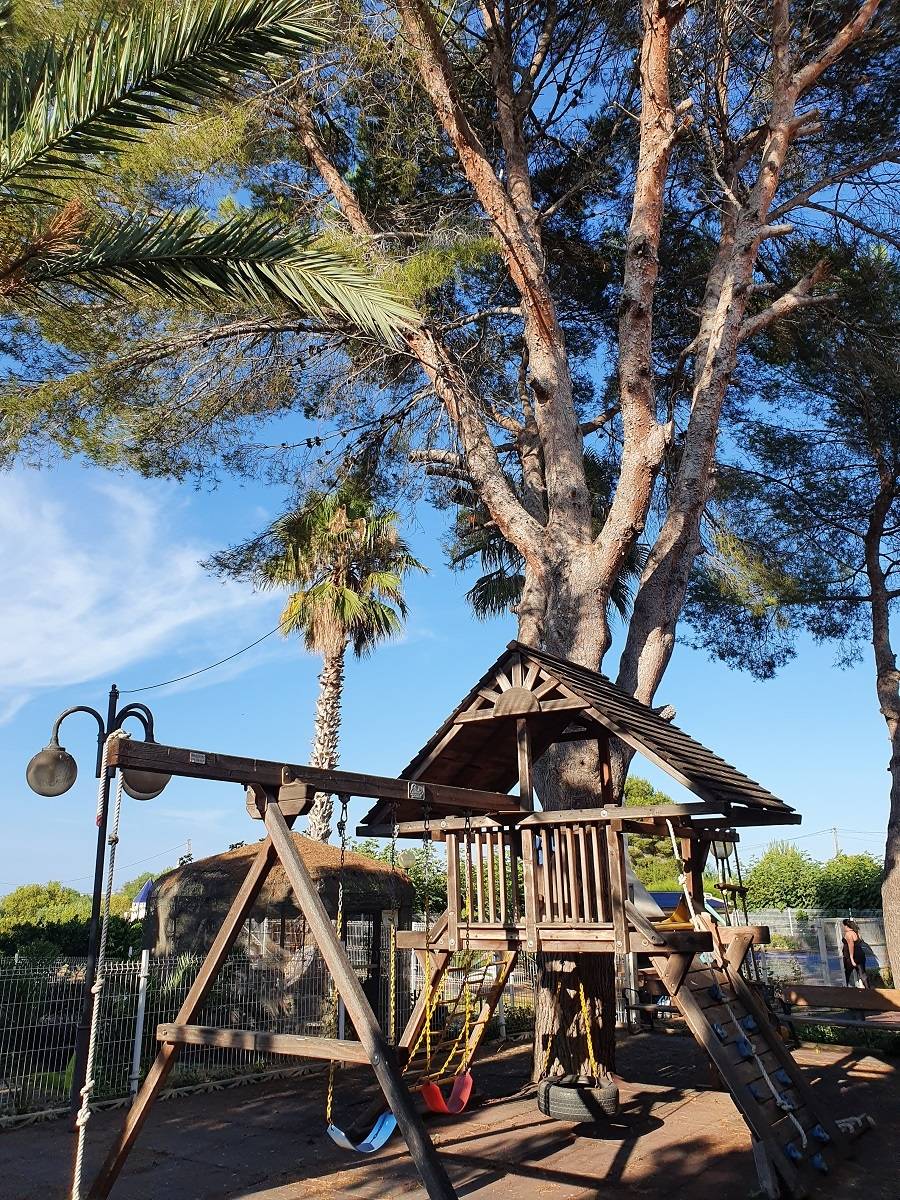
[816,853,882,911]
[745,843,822,909]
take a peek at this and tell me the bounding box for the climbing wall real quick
[650,953,849,1198]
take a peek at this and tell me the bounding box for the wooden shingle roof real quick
[360,641,797,828]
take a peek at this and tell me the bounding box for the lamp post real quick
[25,685,169,1114]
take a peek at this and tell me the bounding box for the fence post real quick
[815,921,831,985]
[494,954,507,1040]
[129,950,151,1096]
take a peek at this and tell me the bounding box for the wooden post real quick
[516,718,534,810]
[520,830,539,951]
[264,803,457,1200]
[446,833,460,952]
[88,838,279,1198]
[606,823,629,957]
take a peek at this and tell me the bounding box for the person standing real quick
[841,919,868,987]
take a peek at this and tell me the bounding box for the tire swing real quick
[536,977,619,1123]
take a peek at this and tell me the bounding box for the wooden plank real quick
[516,718,534,811]
[446,833,460,952]
[565,827,581,921]
[264,803,457,1200]
[518,803,718,825]
[486,831,496,923]
[575,826,592,922]
[88,837,278,1199]
[625,900,666,946]
[552,828,565,921]
[474,831,484,922]
[107,738,519,816]
[521,830,539,952]
[156,1025,370,1063]
[782,984,900,1013]
[606,826,628,956]
[588,824,607,922]
[496,831,508,925]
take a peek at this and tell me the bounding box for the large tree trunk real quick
[519,547,621,1079]
[306,646,347,842]
[864,478,900,979]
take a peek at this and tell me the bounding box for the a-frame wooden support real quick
[87,799,457,1200]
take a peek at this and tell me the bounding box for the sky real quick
[0,457,890,899]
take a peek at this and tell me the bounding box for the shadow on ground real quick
[1,1034,895,1200]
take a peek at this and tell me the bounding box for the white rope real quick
[664,819,702,929]
[71,732,130,1200]
[717,983,808,1149]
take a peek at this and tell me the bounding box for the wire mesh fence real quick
[748,910,888,987]
[0,921,544,1125]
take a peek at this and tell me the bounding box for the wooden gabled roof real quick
[360,641,797,828]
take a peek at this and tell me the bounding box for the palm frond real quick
[2,209,417,338]
[1,0,332,199]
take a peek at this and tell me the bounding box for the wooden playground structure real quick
[84,642,869,1200]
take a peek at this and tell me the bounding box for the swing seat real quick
[420,1070,474,1115]
[326,1111,398,1154]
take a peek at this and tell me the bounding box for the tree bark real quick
[863,475,900,980]
[306,646,347,842]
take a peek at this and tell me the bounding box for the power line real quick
[120,616,291,694]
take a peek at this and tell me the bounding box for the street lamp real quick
[25,685,170,1114]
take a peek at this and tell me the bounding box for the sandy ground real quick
[1,1032,895,1200]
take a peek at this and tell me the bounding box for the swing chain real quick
[389,797,398,1044]
[326,793,351,1126]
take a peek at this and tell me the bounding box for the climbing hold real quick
[749,1082,768,1103]
[785,1141,803,1164]
[735,1035,755,1060]
[740,1015,758,1033]
[713,1022,728,1042]
[774,1068,792,1087]
[812,1124,831,1144]
[811,1152,829,1173]
[708,984,725,1002]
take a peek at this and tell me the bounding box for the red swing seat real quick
[420,1069,475,1115]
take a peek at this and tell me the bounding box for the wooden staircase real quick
[649,948,850,1198]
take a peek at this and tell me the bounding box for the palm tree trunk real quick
[306,646,347,842]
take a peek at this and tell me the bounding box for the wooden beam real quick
[263,803,457,1200]
[157,1025,371,1063]
[88,837,279,1199]
[107,737,520,816]
[453,696,585,723]
[516,718,534,811]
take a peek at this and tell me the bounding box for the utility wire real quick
[120,616,290,694]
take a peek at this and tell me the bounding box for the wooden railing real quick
[525,822,611,926]
[443,815,624,952]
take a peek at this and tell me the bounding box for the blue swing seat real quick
[327,1111,398,1154]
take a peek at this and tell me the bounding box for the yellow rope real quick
[578,980,599,1079]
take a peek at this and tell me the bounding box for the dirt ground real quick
[1,1032,895,1200]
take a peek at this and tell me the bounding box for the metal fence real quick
[748,909,888,987]
[0,921,541,1126]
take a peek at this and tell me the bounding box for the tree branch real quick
[738,260,832,342]
[793,0,882,96]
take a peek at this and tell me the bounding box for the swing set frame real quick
[81,642,861,1200]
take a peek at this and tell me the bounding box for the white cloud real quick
[0,472,279,718]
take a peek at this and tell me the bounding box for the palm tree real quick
[0,0,415,340]
[448,450,649,622]
[211,483,426,841]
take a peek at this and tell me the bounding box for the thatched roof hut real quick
[147,834,414,957]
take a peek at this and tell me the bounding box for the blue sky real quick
[0,458,889,897]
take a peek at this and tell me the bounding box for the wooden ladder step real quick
[156,1024,371,1063]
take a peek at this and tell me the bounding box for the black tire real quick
[537,1074,619,1121]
